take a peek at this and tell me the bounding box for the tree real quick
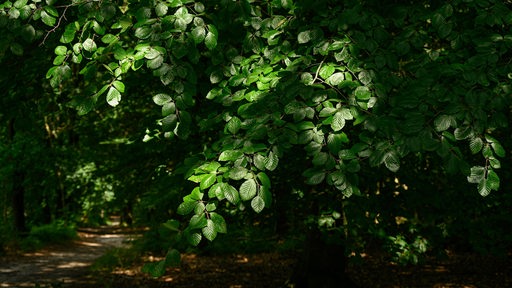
[1,0,511,286]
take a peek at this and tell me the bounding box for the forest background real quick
[0,0,511,286]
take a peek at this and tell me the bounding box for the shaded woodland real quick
[1,0,511,287]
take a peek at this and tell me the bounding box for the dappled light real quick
[1,0,511,287]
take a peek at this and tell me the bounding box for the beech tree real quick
[1,0,511,286]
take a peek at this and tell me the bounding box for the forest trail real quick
[0,225,140,288]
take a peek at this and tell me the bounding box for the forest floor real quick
[0,225,510,288]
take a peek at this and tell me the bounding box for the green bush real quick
[21,222,77,251]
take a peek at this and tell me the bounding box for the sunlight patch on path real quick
[0,227,138,288]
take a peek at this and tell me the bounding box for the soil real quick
[0,227,510,288]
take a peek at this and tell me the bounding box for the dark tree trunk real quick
[12,170,27,234]
[8,118,27,234]
[289,228,358,288]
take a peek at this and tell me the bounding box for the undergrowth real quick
[21,222,77,251]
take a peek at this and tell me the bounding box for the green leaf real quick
[82,38,97,52]
[219,150,243,161]
[92,21,106,35]
[253,154,266,170]
[164,249,181,267]
[228,166,248,180]
[298,30,312,44]
[327,133,349,156]
[200,174,217,190]
[226,116,242,134]
[54,46,67,56]
[205,24,218,50]
[486,170,500,191]
[259,185,272,208]
[354,86,371,100]
[488,139,506,157]
[106,86,121,107]
[434,115,455,132]
[469,137,483,154]
[142,260,166,278]
[257,172,271,188]
[41,6,57,27]
[13,0,27,9]
[112,81,125,93]
[454,126,471,140]
[326,72,344,86]
[319,64,335,79]
[384,151,400,172]
[210,212,227,233]
[189,214,207,229]
[135,26,152,39]
[162,102,176,116]
[220,183,240,205]
[488,157,501,169]
[477,178,491,197]
[147,55,164,69]
[186,231,202,246]
[319,107,337,117]
[251,196,265,213]
[312,152,328,166]
[53,55,66,65]
[101,34,118,44]
[208,183,223,199]
[161,114,178,131]
[239,179,257,201]
[304,169,326,185]
[191,26,206,44]
[197,161,221,173]
[467,166,485,184]
[202,219,217,241]
[153,93,172,105]
[155,2,168,17]
[177,201,197,215]
[331,111,346,132]
[265,151,279,171]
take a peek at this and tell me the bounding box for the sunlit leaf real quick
[384,151,400,172]
[239,179,257,201]
[112,81,125,93]
[220,183,240,205]
[219,150,243,161]
[82,38,97,52]
[205,24,218,49]
[251,196,265,213]
[106,86,121,107]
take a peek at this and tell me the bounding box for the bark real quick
[8,118,27,234]
[12,170,27,234]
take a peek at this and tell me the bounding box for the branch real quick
[39,4,70,46]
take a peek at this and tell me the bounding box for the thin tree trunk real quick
[12,170,27,234]
[8,118,27,234]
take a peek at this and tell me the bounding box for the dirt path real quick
[0,227,139,288]
[1,227,510,288]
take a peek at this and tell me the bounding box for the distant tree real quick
[2,0,511,286]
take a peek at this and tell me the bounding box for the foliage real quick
[21,221,77,251]
[1,0,511,278]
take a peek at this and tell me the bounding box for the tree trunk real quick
[8,118,27,234]
[12,170,27,234]
[289,228,358,288]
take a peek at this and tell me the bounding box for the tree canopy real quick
[1,0,511,280]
